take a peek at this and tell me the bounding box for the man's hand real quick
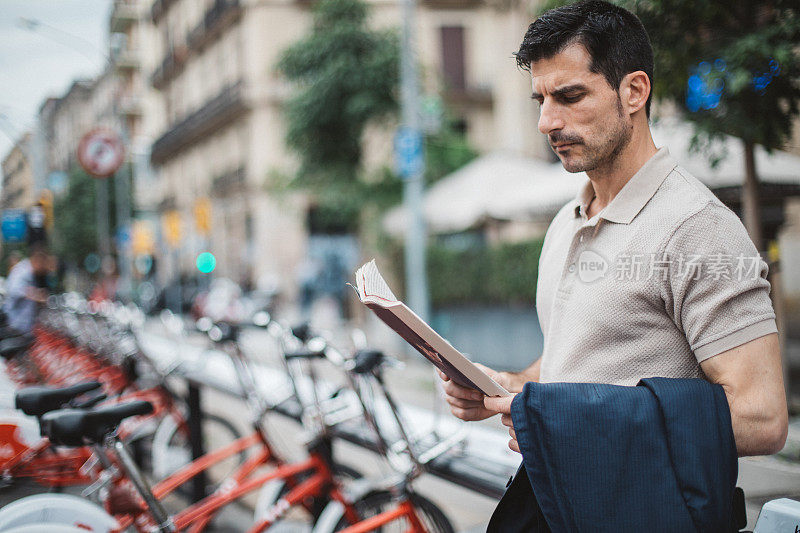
[484,395,519,453]
[438,359,539,421]
[25,287,47,304]
[438,363,502,421]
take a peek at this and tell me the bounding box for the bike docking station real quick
[139,314,521,501]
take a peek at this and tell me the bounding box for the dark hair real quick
[515,1,654,117]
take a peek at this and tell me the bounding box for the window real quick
[440,26,466,91]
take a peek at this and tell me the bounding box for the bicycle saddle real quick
[351,349,384,374]
[15,382,102,417]
[0,334,34,360]
[41,401,153,446]
[209,322,239,343]
[291,322,311,343]
[284,348,325,361]
[0,325,24,341]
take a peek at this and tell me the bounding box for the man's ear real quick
[619,71,650,116]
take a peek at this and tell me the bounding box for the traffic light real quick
[194,198,212,236]
[162,210,182,248]
[39,190,54,230]
[132,220,155,255]
[196,252,216,273]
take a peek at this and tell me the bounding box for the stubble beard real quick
[556,98,632,174]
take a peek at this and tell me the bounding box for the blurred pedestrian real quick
[6,251,23,275]
[3,245,51,334]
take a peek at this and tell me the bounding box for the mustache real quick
[549,133,584,146]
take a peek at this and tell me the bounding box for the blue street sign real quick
[116,225,131,250]
[394,127,424,179]
[1,210,27,243]
[47,171,68,194]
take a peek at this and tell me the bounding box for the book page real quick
[354,260,510,397]
[357,259,397,303]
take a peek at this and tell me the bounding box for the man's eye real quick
[562,94,584,103]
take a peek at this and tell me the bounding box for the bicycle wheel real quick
[151,412,246,484]
[255,463,363,527]
[332,490,455,533]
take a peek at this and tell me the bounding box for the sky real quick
[0,0,112,160]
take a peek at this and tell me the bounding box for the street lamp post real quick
[400,0,430,322]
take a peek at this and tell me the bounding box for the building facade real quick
[145,0,548,295]
[1,134,35,211]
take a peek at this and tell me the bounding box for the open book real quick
[353,260,510,397]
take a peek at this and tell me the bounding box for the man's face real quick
[530,43,632,173]
[30,253,49,276]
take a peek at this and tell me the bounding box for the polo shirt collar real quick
[572,147,677,224]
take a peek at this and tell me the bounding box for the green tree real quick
[424,119,478,186]
[52,168,100,265]
[278,0,400,216]
[627,0,800,251]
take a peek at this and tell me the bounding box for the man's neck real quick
[585,127,658,218]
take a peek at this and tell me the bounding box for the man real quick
[3,246,50,334]
[440,0,787,461]
[6,251,22,274]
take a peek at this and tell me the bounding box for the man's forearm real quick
[521,358,542,382]
[700,334,788,457]
[497,358,542,392]
[726,385,788,457]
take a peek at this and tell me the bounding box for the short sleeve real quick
[661,203,777,363]
[5,267,26,302]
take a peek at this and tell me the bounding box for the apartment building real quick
[110,0,163,217]
[1,134,35,211]
[146,0,546,292]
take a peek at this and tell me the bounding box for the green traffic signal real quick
[196,252,216,273]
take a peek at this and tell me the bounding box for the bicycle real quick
[248,321,458,533]
[0,320,363,532]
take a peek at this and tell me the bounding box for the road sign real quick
[77,128,125,178]
[1,210,27,243]
[116,225,131,251]
[47,171,68,194]
[394,127,424,179]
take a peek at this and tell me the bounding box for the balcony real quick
[114,48,140,72]
[211,166,246,197]
[150,0,178,23]
[444,86,493,108]
[188,0,242,52]
[150,81,249,165]
[151,44,189,89]
[118,96,143,118]
[157,196,176,212]
[423,0,482,7]
[111,1,138,33]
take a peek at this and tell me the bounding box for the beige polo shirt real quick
[536,147,777,385]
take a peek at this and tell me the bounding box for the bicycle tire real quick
[332,490,455,533]
[151,412,246,484]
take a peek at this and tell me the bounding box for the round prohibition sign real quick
[77,128,125,178]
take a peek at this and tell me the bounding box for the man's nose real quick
[538,101,564,135]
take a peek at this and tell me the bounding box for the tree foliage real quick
[278,0,400,186]
[626,0,800,150]
[52,168,100,265]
